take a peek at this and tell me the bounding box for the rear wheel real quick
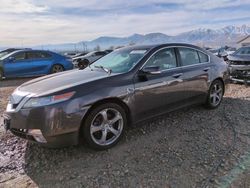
[205,79,224,109]
[82,103,127,150]
[51,64,64,74]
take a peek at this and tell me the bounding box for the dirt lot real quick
[0,79,250,188]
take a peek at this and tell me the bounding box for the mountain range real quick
[25,25,250,51]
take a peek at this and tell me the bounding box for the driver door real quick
[133,48,186,122]
[4,51,27,77]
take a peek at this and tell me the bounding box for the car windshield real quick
[91,48,148,73]
[0,51,18,60]
[234,47,250,55]
[0,51,9,58]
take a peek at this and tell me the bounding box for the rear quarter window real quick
[41,52,52,58]
[198,52,209,63]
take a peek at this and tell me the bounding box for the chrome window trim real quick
[139,46,211,73]
[178,47,210,65]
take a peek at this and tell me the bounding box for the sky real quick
[0,0,250,46]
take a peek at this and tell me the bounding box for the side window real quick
[178,48,200,66]
[144,48,177,71]
[27,52,41,59]
[13,52,26,61]
[27,52,51,59]
[198,52,209,63]
[41,52,52,58]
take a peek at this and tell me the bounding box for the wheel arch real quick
[78,58,89,64]
[50,63,65,73]
[80,97,132,130]
[211,77,225,94]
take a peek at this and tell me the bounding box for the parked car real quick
[227,46,250,84]
[64,52,78,57]
[72,52,88,59]
[208,47,236,61]
[0,49,73,80]
[0,48,31,58]
[72,51,109,69]
[2,43,229,149]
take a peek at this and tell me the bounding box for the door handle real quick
[172,73,183,78]
[203,67,210,72]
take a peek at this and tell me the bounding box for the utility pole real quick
[82,42,87,52]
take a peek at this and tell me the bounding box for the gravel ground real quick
[0,79,250,188]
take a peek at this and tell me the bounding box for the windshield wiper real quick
[94,65,112,74]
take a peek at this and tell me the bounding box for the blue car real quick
[0,49,73,80]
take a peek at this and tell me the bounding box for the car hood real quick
[17,68,113,96]
[228,54,250,61]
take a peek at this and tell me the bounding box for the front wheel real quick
[82,103,127,150]
[78,59,89,69]
[205,79,224,109]
[50,64,64,74]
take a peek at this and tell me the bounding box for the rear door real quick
[177,47,211,102]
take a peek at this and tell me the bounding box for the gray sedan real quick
[2,43,229,150]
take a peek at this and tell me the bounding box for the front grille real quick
[234,70,250,76]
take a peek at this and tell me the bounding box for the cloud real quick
[0,0,48,14]
[0,0,249,46]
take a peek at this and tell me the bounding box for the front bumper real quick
[72,60,79,68]
[2,98,90,147]
[228,64,250,84]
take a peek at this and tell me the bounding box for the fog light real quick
[28,129,47,143]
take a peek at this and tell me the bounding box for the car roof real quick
[10,49,51,53]
[120,43,205,52]
[3,49,54,58]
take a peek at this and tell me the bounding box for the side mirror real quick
[8,56,15,61]
[139,66,161,75]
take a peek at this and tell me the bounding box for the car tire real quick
[78,59,89,69]
[50,64,64,74]
[205,79,224,109]
[82,103,127,150]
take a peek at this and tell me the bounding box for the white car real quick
[209,47,236,58]
[72,51,109,68]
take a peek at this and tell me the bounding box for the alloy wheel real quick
[90,108,124,146]
[210,83,223,106]
[52,65,63,73]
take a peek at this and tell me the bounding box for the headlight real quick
[23,91,75,108]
